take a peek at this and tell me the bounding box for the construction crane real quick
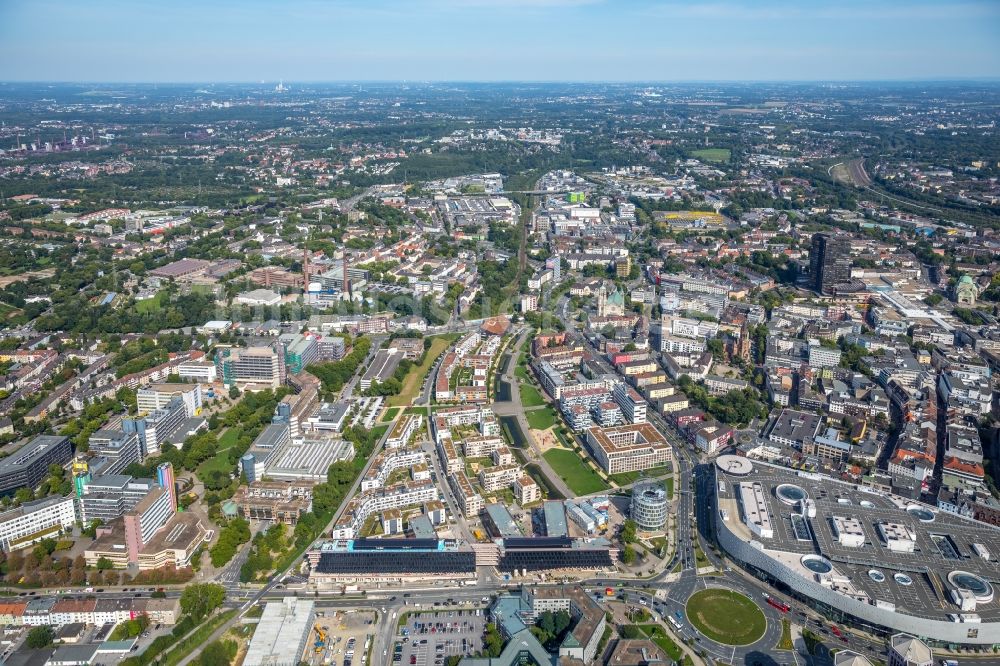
[313,625,327,653]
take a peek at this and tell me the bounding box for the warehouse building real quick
[244,598,315,666]
[359,349,404,390]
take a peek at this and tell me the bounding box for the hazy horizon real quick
[2,0,999,83]
[3,78,1000,85]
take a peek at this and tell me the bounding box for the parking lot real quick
[394,609,486,666]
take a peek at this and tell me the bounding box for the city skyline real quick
[1,0,999,82]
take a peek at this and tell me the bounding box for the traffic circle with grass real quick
[685,588,767,646]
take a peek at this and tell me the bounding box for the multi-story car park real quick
[712,455,1000,646]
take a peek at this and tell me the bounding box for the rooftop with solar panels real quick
[715,455,1000,624]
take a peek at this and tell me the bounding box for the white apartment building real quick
[136,383,202,417]
[332,480,439,538]
[386,413,423,448]
[0,495,76,552]
[807,344,842,369]
[361,448,426,491]
[612,383,648,424]
[449,471,484,517]
[463,436,505,458]
[176,360,217,383]
[478,464,522,493]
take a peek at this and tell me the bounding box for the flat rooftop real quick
[243,598,314,666]
[586,422,669,455]
[716,459,1000,623]
[361,349,404,384]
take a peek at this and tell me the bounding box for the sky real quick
[0,0,998,82]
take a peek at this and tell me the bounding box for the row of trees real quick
[676,375,768,427]
[118,584,227,666]
[309,336,373,395]
[209,518,251,568]
[0,544,191,589]
[239,523,288,583]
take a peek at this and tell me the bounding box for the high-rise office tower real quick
[810,233,851,295]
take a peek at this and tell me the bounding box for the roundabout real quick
[685,588,768,646]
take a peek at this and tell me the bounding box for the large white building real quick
[714,455,1000,647]
[361,448,426,492]
[235,289,282,307]
[386,413,423,449]
[176,360,217,383]
[585,423,671,475]
[612,383,648,424]
[136,383,202,417]
[331,479,439,538]
[244,598,315,666]
[0,495,76,552]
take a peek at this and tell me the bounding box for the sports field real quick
[691,148,731,163]
[136,291,167,314]
[685,588,766,646]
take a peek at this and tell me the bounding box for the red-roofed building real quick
[480,316,511,337]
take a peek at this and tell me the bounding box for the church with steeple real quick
[596,283,626,317]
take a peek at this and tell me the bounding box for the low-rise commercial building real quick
[233,480,314,525]
[244,598,315,666]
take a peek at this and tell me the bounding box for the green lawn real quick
[196,427,242,479]
[638,625,685,661]
[543,448,609,495]
[691,148,731,163]
[519,384,545,407]
[686,589,767,646]
[389,335,456,407]
[381,407,402,422]
[609,464,672,487]
[777,618,793,650]
[525,408,558,430]
[218,428,242,450]
[515,364,531,382]
[135,290,166,314]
